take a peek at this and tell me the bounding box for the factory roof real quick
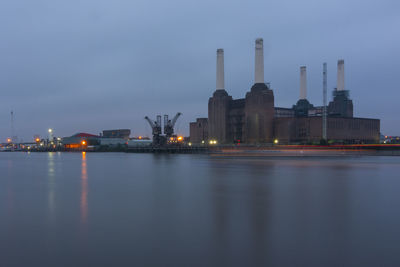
[72,133,99,138]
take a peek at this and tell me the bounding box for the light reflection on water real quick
[47,152,56,219]
[81,152,88,224]
[0,153,399,266]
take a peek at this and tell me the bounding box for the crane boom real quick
[170,112,182,128]
[144,116,156,129]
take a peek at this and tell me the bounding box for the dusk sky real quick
[1,0,399,141]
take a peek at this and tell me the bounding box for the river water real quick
[1,152,400,266]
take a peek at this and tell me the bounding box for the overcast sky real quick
[0,0,399,141]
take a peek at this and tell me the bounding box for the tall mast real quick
[323,63,327,141]
[11,110,15,142]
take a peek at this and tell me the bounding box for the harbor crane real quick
[145,115,163,145]
[164,112,182,138]
[145,112,182,146]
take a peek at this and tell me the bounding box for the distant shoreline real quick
[1,144,400,156]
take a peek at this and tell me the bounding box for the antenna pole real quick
[322,63,327,141]
[11,110,15,143]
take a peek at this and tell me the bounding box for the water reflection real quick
[6,160,14,216]
[208,159,275,266]
[48,152,56,218]
[1,153,400,266]
[81,152,88,224]
[209,160,230,259]
[248,162,273,266]
[207,158,363,265]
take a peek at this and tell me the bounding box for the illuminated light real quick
[201,140,205,144]
[48,129,53,133]
[35,138,40,142]
[274,139,279,144]
[170,137,174,141]
[7,138,11,143]
[177,136,183,141]
[188,142,192,146]
[138,136,142,140]
[81,140,87,146]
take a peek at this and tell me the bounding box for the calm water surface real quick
[1,152,400,267]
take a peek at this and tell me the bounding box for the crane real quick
[145,112,182,146]
[164,112,182,138]
[145,115,163,145]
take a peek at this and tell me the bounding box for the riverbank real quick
[209,144,400,157]
[2,144,400,156]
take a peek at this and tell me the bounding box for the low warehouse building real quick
[62,133,100,149]
[189,118,208,144]
[102,129,131,139]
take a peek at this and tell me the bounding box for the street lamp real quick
[48,128,54,143]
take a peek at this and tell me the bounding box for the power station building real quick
[190,38,380,144]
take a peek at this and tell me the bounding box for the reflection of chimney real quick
[300,66,307,99]
[255,38,264,84]
[216,49,224,90]
[337,59,345,91]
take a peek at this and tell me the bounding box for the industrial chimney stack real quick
[337,59,345,91]
[300,66,307,100]
[254,38,264,84]
[216,49,224,90]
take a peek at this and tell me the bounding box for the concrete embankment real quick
[208,144,400,157]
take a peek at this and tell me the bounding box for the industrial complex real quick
[0,38,384,152]
[190,38,380,145]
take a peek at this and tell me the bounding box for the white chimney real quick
[254,38,264,84]
[337,59,345,91]
[216,49,224,90]
[300,66,307,99]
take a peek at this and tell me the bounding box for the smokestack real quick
[255,38,264,84]
[337,59,345,91]
[300,66,307,99]
[216,49,224,90]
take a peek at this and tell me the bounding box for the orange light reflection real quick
[81,152,88,224]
